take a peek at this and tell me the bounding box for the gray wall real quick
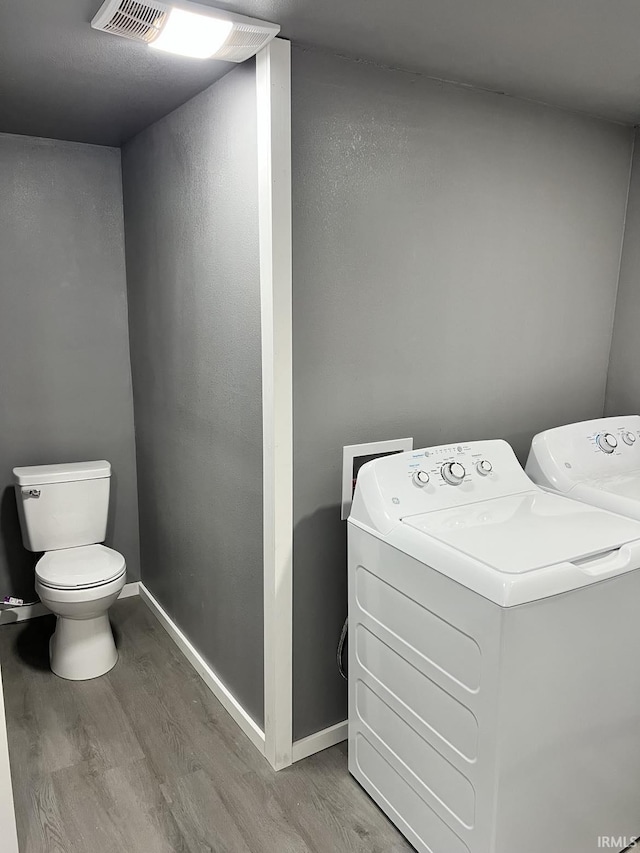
[122,62,264,726]
[606,130,640,415]
[291,48,633,739]
[0,133,140,599]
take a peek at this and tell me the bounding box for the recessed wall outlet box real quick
[341,438,413,520]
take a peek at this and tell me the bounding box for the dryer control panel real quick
[350,439,534,535]
[526,415,640,493]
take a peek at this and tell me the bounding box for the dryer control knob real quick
[477,459,493,476]
[597,433,618,454]
[412,470,430,487]
[442,462,466,485]
[622,431,637,446]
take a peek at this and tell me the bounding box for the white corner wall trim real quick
[118,580,140,599]
[138,583,266,756]
[257,37,294,771]
[292,720,348,763]
[0,580,140,625]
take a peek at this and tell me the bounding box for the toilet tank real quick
[12,461,111,552]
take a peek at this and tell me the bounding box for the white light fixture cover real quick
[91,0,280,61]
[149,8,233,58]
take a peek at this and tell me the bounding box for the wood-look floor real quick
[0,597,412,853]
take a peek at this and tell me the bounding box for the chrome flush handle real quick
[21,488,41,498]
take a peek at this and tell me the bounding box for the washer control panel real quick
[526,415,640,493]
[350,439,535,533]
[406,445,500,494]
[406,445,500,492]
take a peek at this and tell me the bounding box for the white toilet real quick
[12,460,126,681]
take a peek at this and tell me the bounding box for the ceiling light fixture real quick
[91,0,280,61]
[149,9,233,58]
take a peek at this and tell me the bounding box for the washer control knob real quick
[442,461,466,485]
[597,433,618,454]
[622,431,637,446]
[477,459,493,476]
[412,470,430,487]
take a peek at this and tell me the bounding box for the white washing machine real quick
[348,439,640,853]
[526,415,640,519]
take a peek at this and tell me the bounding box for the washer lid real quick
[36,545,125,589]
[403,492,640,574]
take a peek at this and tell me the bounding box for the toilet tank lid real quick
[13,460,111,486]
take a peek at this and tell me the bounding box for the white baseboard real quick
[0,580,140,625]
[0,601,48,625]
[138,583,266,757]
[292,720,348,763]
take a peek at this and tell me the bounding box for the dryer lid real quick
[585,473,640,500]
[36,545,125,589]
[403,491,640,574]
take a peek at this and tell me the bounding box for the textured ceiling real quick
[2,0,640,147]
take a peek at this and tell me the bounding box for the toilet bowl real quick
[13,460,126,681]
[35,545,126,680]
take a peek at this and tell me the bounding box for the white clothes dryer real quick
[526,415,640,520]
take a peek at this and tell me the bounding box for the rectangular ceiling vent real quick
[212,24,274,61]
[91,0,280,61]
[93,0,167,44]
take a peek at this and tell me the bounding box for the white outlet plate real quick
[341,437,413,520]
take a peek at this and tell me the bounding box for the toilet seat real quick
[36,544,126,590]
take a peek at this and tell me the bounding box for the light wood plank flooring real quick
[0,597,412,853]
